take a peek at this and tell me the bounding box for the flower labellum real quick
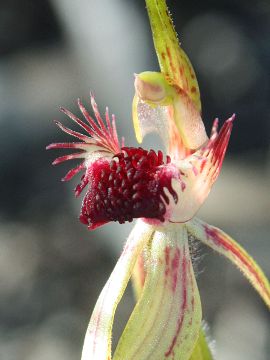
[47,0,270,359]
[80,147,178,228]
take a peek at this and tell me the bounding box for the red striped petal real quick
[187,218,270,309]
[114,225,202,360]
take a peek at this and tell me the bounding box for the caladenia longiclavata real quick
[47,0,270,359]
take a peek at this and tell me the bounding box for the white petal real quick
[113,224,202,360]
[81,220,154,360]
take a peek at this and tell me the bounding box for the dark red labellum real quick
[79,147,178,229]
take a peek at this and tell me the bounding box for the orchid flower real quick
[47,0,270,359]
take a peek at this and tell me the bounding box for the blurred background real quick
[0,0,269,359]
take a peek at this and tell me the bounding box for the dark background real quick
[0,0,269,359]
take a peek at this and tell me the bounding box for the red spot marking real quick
[165,249,188,357]
[165,246,170,266]
[200,158,207,173]
[191,86,197,93]
[173,85,182,94]
[166,46,176,73]
[205,226,270,299]
[165,246,170,277]
[187,259,195,313]
[184,77,189,91]
[171,248,180,292]
[161,52,166,60]
[191,295,195,312]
